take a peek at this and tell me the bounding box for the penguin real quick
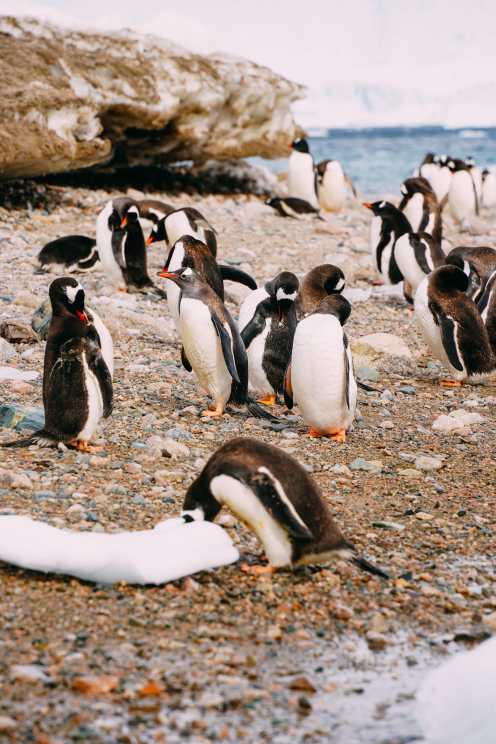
[445,245,496,302]
[287,138,319,208]
[265,196,323,220]
[96,196,135,288]
[157,266,273,420]
[284,294,357,440]
[238,272,299,405]
[296,264,345,317]
[414,265,496,385]
[136,199,174,224]
[418,152,438,185]
[147,206,217,257]
[394,232,445,296]
[3,278,113,450]
[38,236,99,273]
[363,201,410,285]
[429,155,452,203]
[448,160,479,223]
[481,169,496,208]
[316,159,356,212]
[398,177,443,246]
[181,437,388,577]
[477,268,496,353]
[466,156,483,204]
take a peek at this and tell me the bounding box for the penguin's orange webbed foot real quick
[201,405,224,418]
[68,440,102,453]
[308,427,324,438]
[257,394,277,406]
[440,379,462,388]
[240,563,276,576]
[330,429,347,443]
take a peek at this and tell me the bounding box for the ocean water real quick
[255,126,496,200]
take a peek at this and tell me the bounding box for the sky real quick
[4,0,496,126]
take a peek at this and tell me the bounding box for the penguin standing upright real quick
[38,236,99,273]
[182,437,388,576]
[147,207,217,257]
[398,177,443,246]
[394,232,445,296]
[363,201,410,285]
[284,294,357,440]
[317,159,355,212]
[448,159,479,223]
[3,278,113,450]
[288,138,319,208]
[238,271,299,404]
[296,264,345,317]
[429,155,452,202]
[466,156,483,204]
[414,265,496,385]
[418,153,437,185]
[157,266,271,419]
[481,169,496,208]
[477,269,496,354]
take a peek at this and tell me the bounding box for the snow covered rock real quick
[0,16,304,179]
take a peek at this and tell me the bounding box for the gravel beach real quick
[0,184,495,743]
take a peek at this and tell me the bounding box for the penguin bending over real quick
[398,177,443,246]
[284,294,357,440]
[147,206,217,257]
[182,437,388,577]
[38,236,99,273]
[296,264,345,317]
[158,266,274,420]
[238,271,299,405]
[363,201,410,285]
[136,199,174,224]
[3,278,112,450]
[445,245,496,302]
[414,265,496,385]
[477,269,496,354]
[316,159,356,212]
[265,196,324,220]
[288,138,319,208]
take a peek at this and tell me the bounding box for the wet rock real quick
[0,320,39,344]
[0,404,44,432]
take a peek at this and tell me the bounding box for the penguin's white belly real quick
[247,322,272,395]
[78,354,104,441]
[288,151,318,207]
[394,234,428,292]
[165,245,185,327]
[88,306,114,378]
[370,217,382,273]
[209,474,292,567]
[403,193,423,232]
[482,174,496,207]
[291,315,356,431]
[166,213,203,247]
[420,163,437,188]
[378,237,395,282]
[414,279,465,378]
[449,171,476,222]
[319,165,346,211]
[96,202,123,286]
[431,167,451,201]
[179,299,232,405]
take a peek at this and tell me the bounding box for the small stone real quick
[415,511,434,521]
[161,439,190,459]
[267,625,282,641]
[379,420,394,429]
[124,462,141,474]
[353,333,412,360]
[414,455,443,471]
[330,464,352,477]
[372,521,405,531]
[11,664,50,684]
[349,457,383,474]
[482,612,496,631]
[432,410,484,433]
[0,338,17,362]
[0,716,16,732]
[366,632,388,651]
[398,468,422,478]
[66,504,85,522]
[288,677,317,693]
[165,427,193,441]
[368,612,388,634]
[356,365,379,382]
[0,320,39,345]
[398,385,416,395]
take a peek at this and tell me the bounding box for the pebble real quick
[330,464,352,477]
[366,632,388,651]
[398,385,416,395]
[398,468,422,478]
[356,365,379,382]
[0,338,17,362]
[10,664,51,684]
[372,521,405,531]
[124,462,142,474]
[0,320,39,344]
[166,427,193,441]
[432,410,484,433]
[349,457,383,474]
[66,504,85,522]
[414,455,443,471]
[0,716,16,732]
[353,333,412,359]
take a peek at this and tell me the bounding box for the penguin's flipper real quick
[240,304,269,349]
[247,470,314,541]
[85,337,113,417]
[283,363,293,409]
[181,346,192,372]
[219,265,257,290]
[352,554,389,579]
[211,313,240,384]
[429,303,464,372]
[111,230,127,270]
[343,334,351,410]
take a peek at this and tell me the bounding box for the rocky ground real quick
[0,183,495,743]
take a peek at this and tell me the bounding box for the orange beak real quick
[146,235,155,246]
[120,216,128,228]
[158,270,178,279]
[363,202,373,210]
[76,310,89,324]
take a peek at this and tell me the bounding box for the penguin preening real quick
[414,265,496,385]
[284,294,357,440]
[287,138,319,209]
[238,271,299,405]
[38,236,99,273]
[363,201,410,285]
[265,196,324,220]
[316,159,356,212]
[3,278,113,450]
[445,245,496,302]
[147,206,217,257]
[136,199,174,224]
[296,263,345,317]
[477,269,496,354]
[157,266,274,420]
[182,437,388,577]
[398,177,443,246]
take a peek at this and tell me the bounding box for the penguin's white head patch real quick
[182,267,193,277]
[65,282,83,304]
[276,288,297,302]
[462,260,471,277]
[127,206,139,216]
[379,201,386,209]
[334,278,345,292]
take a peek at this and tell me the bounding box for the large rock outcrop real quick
[0,16,305,180]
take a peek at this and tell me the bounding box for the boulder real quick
[0,16,305,180]
[352,333,412,360]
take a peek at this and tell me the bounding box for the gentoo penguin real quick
[316,159,356,212]
[182,437,388,577]
[265,196,323,220]
[38,236,99,273]
[296,264,345,317]
[238,271,299,405]
[481,169,496,208]
[398,177,443,246]
[363,201,410,285]
[284,294,357,440]
[448,159,479,223]
[287,138,319,209]
[466,156,483,204]
[477,269,496,353]
[445,245,496,302]
[158,266,272,419]
[429,155,452,203]
[147,207,217,257]
[418,152,437,185]
[414,265,496,385]
[394,232,445,296]
[136,199,174,224]
[3,278,113,450]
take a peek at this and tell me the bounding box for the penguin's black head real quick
[400,177,433,198]
[158,265,196,286]
[444,252,481,296]
[291,138,309,154]
[302,264,346,301]
[422,152,435,165]
[314,294,351,325]
[266,271,299,302]
[265,197,280,208]
[363,200,397,217]
[49,277,88,324]
[146,218,167,246]
[431,265,469,294]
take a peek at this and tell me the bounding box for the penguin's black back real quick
[38,236,97,268]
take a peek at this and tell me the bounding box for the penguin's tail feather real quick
[1,431,59,449]
[351,554,389,579]
[245,397,280,422]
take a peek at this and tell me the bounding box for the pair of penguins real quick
[2,284,386,579]
[266,138,356,220]
[365,192,496,383]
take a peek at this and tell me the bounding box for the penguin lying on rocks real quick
[265,196,324,220]
[37,236,99,273]
[3,278,113,450]
[182,437,388,577]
